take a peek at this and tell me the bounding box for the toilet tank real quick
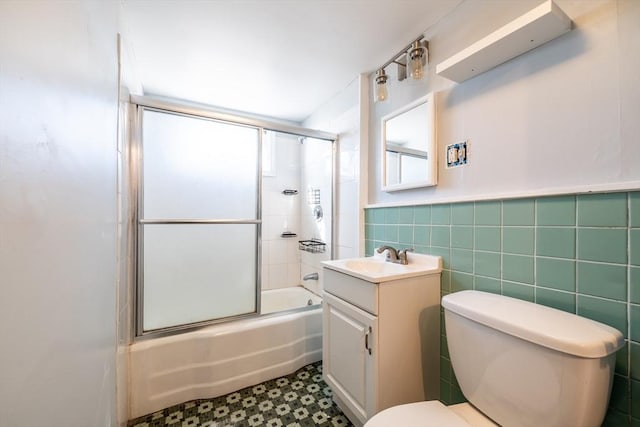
[442,291,624,427]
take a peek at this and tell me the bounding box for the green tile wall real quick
[364,191,640,426]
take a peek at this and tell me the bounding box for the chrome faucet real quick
[376,246,414,265]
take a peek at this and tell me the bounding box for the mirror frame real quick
[381,93,436,192]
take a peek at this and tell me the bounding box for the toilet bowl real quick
[364,291,624,427]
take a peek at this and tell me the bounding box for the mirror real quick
[381,93,436,191]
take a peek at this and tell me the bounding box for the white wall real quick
[0,2,119,426]
[262,132,302,290]
[304,76,367,259]
[369,0,640,205]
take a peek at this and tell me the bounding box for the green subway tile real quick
[397,206,414,224]
[503,282,534,302]
[577,295,627,336]
[432,204,451,225]
[384,224,398,242]
[503,227,534,255]
[503,199,534,226]
[503,254,534,284]
[474,227,501,252]
[365,224,374,240]
[365,240,374,256]
[451,203,474,225]
[451,249,473,273]
[632,380,640,419]
[536,227,576,259]
[414,226,430,246]
[602,409,630,427]
[610,375,629,414]
[451,384,466,404]
[631,229,640,266]
[475,201,501,226]
[474,276,501,294]
[441,270,451,293]
[430,247,450,270]
[440,356,451,382]
[440,380,452,405]
[577,262,627,301]
[441,335,449,359]
[631,192,640,227]
[374,224,385,240]
[536,195,576,226]
[578,228,627,264]
[414,245,429,254]
[432,226,450,247]
[631,342,640,381]
[385,208,398,224]
[365,209,374,224]
[536,287,576,313]
[414,205,431,225]
[577,193,627,227]
[398,226,413,245]
[536,257,575,292]
[474,251,501,279]
[632,267,640,304]
[451,271,473,292]
[632,304,640,342]
[617,341,629,376]
[372,208,385,224]
[451,226,473,249]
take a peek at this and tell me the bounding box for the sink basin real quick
[322,253,442,282]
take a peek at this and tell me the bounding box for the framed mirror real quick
[381,93,436,192]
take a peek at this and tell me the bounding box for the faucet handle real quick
[398,248,414,264]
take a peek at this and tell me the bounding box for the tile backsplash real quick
[365,191,640,426]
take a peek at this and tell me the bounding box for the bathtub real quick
[129,286,322,419]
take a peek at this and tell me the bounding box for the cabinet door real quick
[323,292,378,424]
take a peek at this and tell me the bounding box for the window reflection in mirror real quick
[381,93,436,191]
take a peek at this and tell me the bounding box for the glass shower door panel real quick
[143,224,257,331]
[142,110,259,219]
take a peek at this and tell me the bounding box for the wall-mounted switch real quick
[446,141,468,168]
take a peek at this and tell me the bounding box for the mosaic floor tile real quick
[128,362,353,427]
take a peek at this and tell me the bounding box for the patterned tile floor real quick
[128,362,354,427]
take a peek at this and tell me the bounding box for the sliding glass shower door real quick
[137,108,260,334]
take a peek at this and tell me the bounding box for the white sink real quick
[322,253,442,282]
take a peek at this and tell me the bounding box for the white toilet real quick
[365,290,624,427]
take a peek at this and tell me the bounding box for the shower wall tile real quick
[364,190,637,418]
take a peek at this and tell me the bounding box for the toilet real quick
[365,290,624,427]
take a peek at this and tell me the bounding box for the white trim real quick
[366,180,640,209]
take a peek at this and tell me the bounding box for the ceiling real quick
[121,0,463,123]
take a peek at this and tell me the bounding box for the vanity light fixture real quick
[373,36,429,103]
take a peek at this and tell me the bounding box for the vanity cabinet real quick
[321,261,441,426]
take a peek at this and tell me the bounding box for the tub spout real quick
[303,272,319,281]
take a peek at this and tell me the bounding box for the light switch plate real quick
[446,141,468,168]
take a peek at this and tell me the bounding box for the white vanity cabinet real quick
[321,255,442,426]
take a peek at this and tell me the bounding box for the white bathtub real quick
[129,287,322,419]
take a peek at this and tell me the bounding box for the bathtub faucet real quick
[376,245,413,265]
[303,272,319,281]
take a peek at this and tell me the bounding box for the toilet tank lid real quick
[442,291,624,358]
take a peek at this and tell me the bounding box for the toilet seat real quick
[364,401,472,427]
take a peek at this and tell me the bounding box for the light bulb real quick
[408,41,425,80]
[375,69,388,102]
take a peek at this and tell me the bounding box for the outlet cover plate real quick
[446,141,468,168]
